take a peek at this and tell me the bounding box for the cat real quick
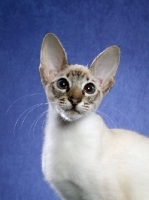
[39,33,149,200]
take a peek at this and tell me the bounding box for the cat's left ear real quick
[89,46,120,95]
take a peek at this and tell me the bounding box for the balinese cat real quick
[39,33,149,200]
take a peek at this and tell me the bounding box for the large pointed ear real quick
[39,33,68,85]
[90,46,120,95]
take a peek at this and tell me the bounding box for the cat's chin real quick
[59,109,85,122]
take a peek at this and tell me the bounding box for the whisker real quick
[6,93,44,116]
[41,118,47,131]
[20,103,48,129]
[33,111,47,134]
[102,105,135,131]
[97,110,116,128]
[13,105,39,136]
[29,110,48,139]
[13,103,47,135]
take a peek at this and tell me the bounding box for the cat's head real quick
[39,33,120,121]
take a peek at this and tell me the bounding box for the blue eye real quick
[57,78,69,90]
[84,83,95,94]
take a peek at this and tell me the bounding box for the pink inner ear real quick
[40,64,59,85]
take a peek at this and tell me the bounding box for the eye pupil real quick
[57,78,69,90]
[84,83,95,94]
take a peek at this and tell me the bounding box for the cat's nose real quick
[68,86,82,105]
[68,96,81,105]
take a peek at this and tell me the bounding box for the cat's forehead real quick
[63,64,93,81]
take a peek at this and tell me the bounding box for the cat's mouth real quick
[72,108,80,114]
[66,107,80,114]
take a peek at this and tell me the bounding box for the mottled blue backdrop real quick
[0,0,149,199]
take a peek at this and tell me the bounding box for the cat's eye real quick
[57,78,69,90]
[84,83,95,94]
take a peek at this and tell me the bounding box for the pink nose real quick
[68,97,81,105]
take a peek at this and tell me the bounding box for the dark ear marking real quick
[102,78,115,95]
[39,65,48,86]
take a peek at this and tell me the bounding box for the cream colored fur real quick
[40,33,149,200]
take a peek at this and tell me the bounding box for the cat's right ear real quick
[39,33,68,85]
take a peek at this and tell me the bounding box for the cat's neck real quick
[46,103,108,137]
[44,104,109,159]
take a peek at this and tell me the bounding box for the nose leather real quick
[68,86,82,105]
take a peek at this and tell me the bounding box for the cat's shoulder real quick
[110,128,149,150]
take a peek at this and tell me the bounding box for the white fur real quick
[42,108,149,200]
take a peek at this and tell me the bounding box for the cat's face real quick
[45,65,103,121]
[39,33,120,121]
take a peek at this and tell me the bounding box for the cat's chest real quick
[42,115,103,182]
[44,130,97,179]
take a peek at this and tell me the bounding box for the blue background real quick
[0,0,149,199]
